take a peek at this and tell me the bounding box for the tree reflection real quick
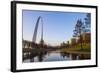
[60,51,90,60]
[60,52,70,58]
[23,49,90,62]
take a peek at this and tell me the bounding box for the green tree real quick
[84,13,91,33]
[73,19,85,50]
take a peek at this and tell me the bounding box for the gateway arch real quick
[32,16,44,44]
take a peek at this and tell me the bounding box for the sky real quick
[22,10,87,46]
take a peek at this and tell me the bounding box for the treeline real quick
[60,13,91,50]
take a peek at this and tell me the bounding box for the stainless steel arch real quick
[32,16,43,43]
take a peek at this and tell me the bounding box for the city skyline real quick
[22,10,87,46]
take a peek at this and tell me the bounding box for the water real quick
[23,49,90,63]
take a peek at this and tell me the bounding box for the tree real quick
[73,19,85,50]
[84,13,91,33]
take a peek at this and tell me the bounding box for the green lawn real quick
[60,43,91,54]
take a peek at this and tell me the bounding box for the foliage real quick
[73,19,85,37]
[84,13,91,33]
[73,19,85,50]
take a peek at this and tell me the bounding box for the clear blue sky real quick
[22,10,87,46]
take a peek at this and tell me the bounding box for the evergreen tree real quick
[84,13,91,33]
[73,19,85,50]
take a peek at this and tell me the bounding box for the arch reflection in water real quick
[23,48,90,63]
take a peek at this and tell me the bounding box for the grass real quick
[60,43,91,54]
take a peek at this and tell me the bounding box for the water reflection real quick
[23,49,90,63]
[60,52,90,60]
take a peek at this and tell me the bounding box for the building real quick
[70,38,77,45]
[82,33,91,43]
[77,33,91,43]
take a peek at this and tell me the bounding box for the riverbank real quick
[61,49,90,55]
[60,43,90,55]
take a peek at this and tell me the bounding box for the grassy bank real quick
[60,43,90,54]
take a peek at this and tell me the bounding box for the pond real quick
[23,49,90,63]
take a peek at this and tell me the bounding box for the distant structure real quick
[71,38,77,45]
[32,16,44,45]
[70,33,91,45]
[79,33,91,43]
